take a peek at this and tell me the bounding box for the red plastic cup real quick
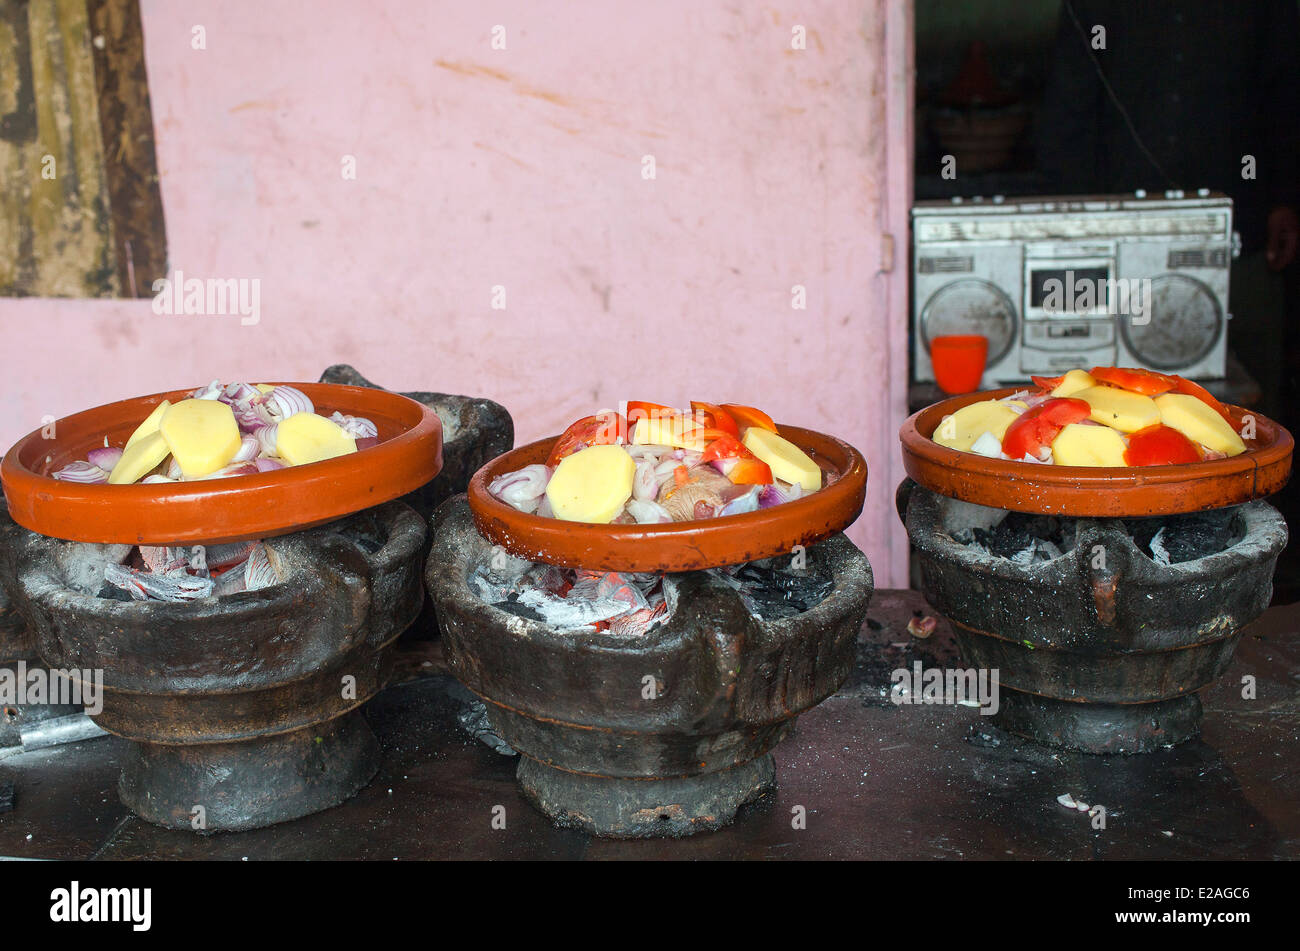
[930,334,988,395]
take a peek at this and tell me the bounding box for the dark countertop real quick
[1,589,1296,860]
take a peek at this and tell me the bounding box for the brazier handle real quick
[1073,519,1133,629]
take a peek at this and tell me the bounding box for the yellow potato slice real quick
[632,415,707,451]
[1153,393,1246,456]
[1050,369,1096,398]
[276,412,358,466]
[1075,385,1159,433]
[108,431,171,484]
[545,444,635,523]
[159,399,242,478]
[742,427,822,491]
[1051,423,1128,467]
[125,400,171,449]
[931,400,1020,452]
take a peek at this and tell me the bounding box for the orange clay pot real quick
[1,383,443,545]
[467,425,868,573]
[899,387,1293,517]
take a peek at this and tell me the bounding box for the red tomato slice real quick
[1031,375,1065,392]
[1170,376,1234,424]
[547,412,626,467]
[624,401,678,426]
[720,403,777,433]
[726,457,773,485]
[689,401,740,438]
[700,434,755,463]
[1002,398,1091,460]
[1123,424,1202,466]
[1088,366,1178,396]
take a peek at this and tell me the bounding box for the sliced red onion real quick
[191,379,223,400]
[759,481,803,509]
[232,434,260,463]
[254,424,278,457]
[354,436,379,451]
[709,458,738,477]
[626,499,672,524]
[196,462,260,480]
[221,381,260,403]
[231,399,272,432]
[141,474,176,484]
[488,464,550,512]
[52,460,109,483]
[632,460,659,502]
[253,457,287,473]
[166,456,184,480]
[329,411,378,439]
[719,485,761,516]
[263,385,313,421]
[86,447,123,470]
[536,494,554,518]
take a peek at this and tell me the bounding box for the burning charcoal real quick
[716,557,835,620]
[488,593,548,624]
[104,562,215,601]
[1127,510,1243,565]
[953,512,1073,564]
[95,581,136,602]
[456,698,517,756]
[515,587,630,630]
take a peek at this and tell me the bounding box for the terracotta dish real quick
[900,387,1293,517]
[467,425,868,572]
[1,383,443,545]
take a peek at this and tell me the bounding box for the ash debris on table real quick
[950,512,1076,565]
[1125,509,1243,565]
[469,551,834,635]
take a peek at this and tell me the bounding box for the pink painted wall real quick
[0,1,913,585]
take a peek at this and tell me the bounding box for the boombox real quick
[912,192,1233,384]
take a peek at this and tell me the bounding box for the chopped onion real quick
[141,475,175,484]
[253,457,286,472]
[329,411,378,439]
[263,386,313,421]
[52,460,108,483]
[488,464,550,511]
[626,499,672,524]
[196,462,260,480]
[231,434,260,463]
[759,481,802,508]
[167,456,184,480]
[254,424,278,456]
[86,447,123,470]
[191,379,223,400]
[632,460,659,501]
[221,382,260,404]
[718,486,761,516]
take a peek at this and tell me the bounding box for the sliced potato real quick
[276,412,358,466]
[742,427,822,491]
[545,444,635,523]
[159,399,242,478]
[125,399,171,449]
[108,431,171,484]
[632,415,706,451]
[1051,423,1128,467]
[932,400,1020,452]
[1051,369,1096,398]
[1075,385,1159,433]
[1154,393,1246,456]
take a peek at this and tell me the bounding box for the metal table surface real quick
[1,590,1295,860]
